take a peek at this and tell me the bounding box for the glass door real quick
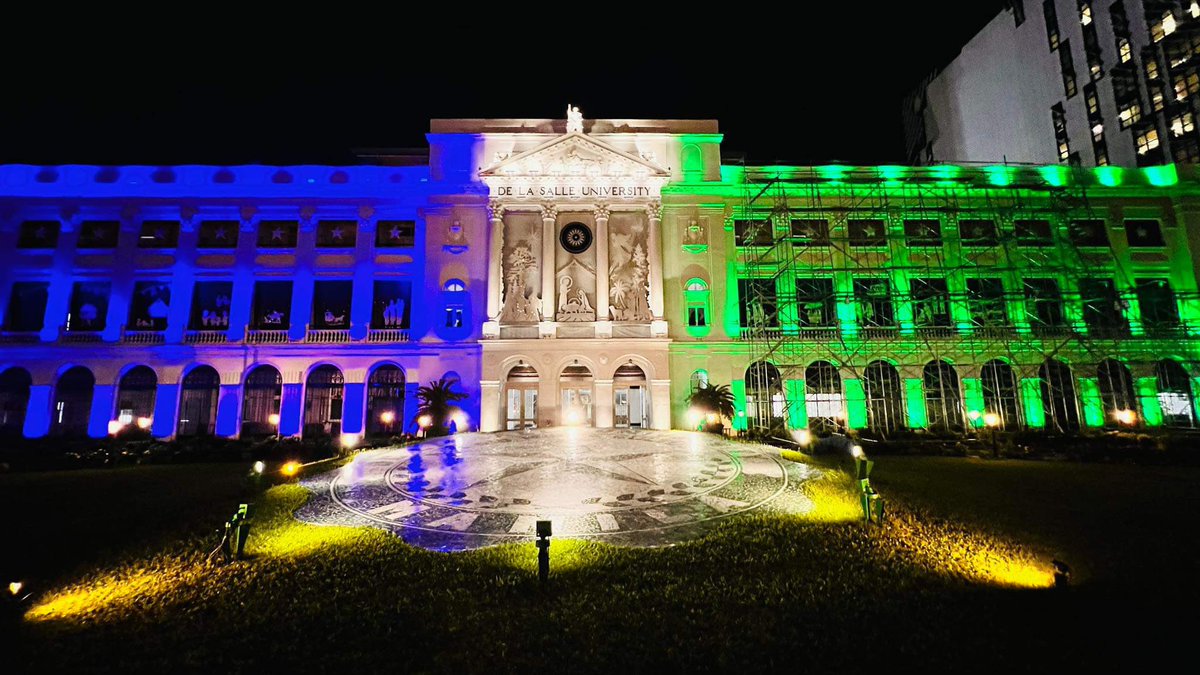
[506,387,538,430]
[614,390,629,427]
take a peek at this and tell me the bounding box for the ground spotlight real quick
[107,420,125,436]
[379,410,396,426]
[136,416,153,430]
[451,411,468,430]
[8,581,22,596]
[252,460,265,475]
[967,410,981,422]
[1114,409,1136,425]
[417,414,433,429]
[795,429,812,446]
[850,444,865,459]
[984,413,1001,428]
[267,413,281,427]
[281,461,301,477]
[340,433,361,449]
[686,408,703,428]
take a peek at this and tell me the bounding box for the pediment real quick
[480,133,670,180]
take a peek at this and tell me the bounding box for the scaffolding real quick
[733,162,1200,440]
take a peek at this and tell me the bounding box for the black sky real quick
[0,6,1009,166]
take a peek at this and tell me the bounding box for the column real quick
[540,204,557,323]
[151,383,179,438]
[350,214,375,341]
[290,218,317,341]
[646,201,665,320]
[486,201,504,321]
[278,381,304,438]
[88,384,115,438]
[594,205,611,323]
[22,385,52,438]
[42,210,78,341]
[650,379,671,430]
[403,381,420,434]
[594,378,614,428]
[165,215,197,344]
[215,383,241,438]
[104,214,139,342]
[341,382,366,435]
[480,380,501,432]
[228,211,257,341]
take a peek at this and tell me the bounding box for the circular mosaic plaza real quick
[296,428,816,551]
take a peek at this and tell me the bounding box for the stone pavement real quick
[296,427,817,551]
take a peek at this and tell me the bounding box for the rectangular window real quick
[911,278,952,327]
[854,278,895,327]
[1059,39,1077,97]
[1080,7,1104,79]
[1118,102,1141,128]
[128,280,171,331]
[375,220,416,248]
[17,221,59,249]
[967,278,1008,326]
[738,279,778,328]
[1044,0,1060,50]
[197,220,239,248]
[1016,219,1054,246]
[1025,278,1066,327]
[137,220,180,249]
[1170,111,1195,137]
[790,219,830,246]
[372,280,412,328]
[1118,38,1131,62]
[190,281,232,330]
[904,219,942,246]
[1052,103,1072,161]
[1136,278,1181,326]
[5,281,48,331]
[252,280,293,329]
[258,220,298,248]
[795,278,836,327]
[1069,219,1109,247]
[848,219,887,247]
[1079,277,1127,332]
[1125,219,1166,247]
[445,306,464,328]
[316,220,357,248]
[311,280,352,328]
[687,305,707,327]
[958,219,999,246]
[78,220,119,249]
[734,219,773,247]
[1136,127,1161,155]
[67,280,111,331]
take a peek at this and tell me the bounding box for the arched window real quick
[116,366,157,428]
[53,366,94,436]
[981,359,1020,429]
[0,367,32,436]
[805,360,843,434]
[444,279,467,292]
[304,365,345,437]
[366,365,406,436]
[746,361,784,430]
[864,361,904,434]
[1040,359,1080,432]
[923,360,964,431]
[1097,359,1136,424]
[1156,359,1196,427]
[242,365,282,437]
[178,366,220,437]
[684,278,710,331]
[689,369,709,392]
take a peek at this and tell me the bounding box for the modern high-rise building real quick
[905,1,1200,167]
[1,111,1198,441]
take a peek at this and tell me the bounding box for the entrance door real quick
[628,386,644,428]
[506,387,538,430]
[614,390,629,427]
[612,363,648,429]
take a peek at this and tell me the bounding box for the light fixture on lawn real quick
[252,461,265,474]
[281,461,301,477]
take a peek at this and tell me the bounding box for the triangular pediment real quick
[480,132,670,180]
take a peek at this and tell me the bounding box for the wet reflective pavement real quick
[296,428,818,551]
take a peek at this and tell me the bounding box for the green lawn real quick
[5,455,1196,673]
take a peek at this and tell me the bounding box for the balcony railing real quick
[305,324,353,344]
[971,326,1018,339]
[245,328,290,345]
[366,327,410,343]
[0,331,41,344]
[184,330,229,344]
[121,326,166,344]
[60,330,103,343]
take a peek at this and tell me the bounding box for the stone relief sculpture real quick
[608,218,653,322]
[500,242,541,323]
[684,219,705,245]
[555,259,596,322]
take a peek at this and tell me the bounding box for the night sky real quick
[1,5,1009,167]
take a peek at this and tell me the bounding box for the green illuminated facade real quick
[664,161,1200,435]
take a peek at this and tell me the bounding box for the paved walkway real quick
[297,428,816,551]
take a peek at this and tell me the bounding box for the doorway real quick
[613,362,648,428]
[559,362,594,426]
[505,364,539,430]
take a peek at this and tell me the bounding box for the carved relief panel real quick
[607,211,652,321]
[499,212,543,323]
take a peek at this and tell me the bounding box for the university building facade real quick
[1,113,1199,440]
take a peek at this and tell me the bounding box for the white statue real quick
[566,104,583,133]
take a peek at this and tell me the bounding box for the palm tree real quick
[686,383,736,434]
[413,377,468,437]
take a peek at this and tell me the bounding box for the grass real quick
[5,455,1197,672]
